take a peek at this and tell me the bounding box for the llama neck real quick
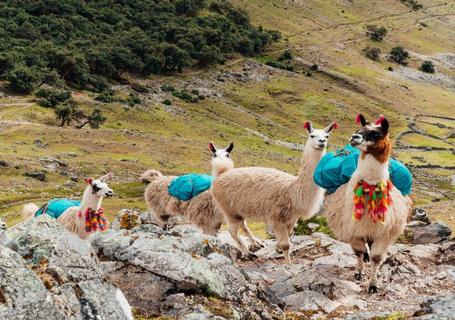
[291,142,325,213]
[211,157,234,176]
[79,186,103,214]
[356,153,390,184]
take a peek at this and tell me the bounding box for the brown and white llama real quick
[324,114,412,293]
[212,121,337,263]
[141,142,234,235]
[22,173,114,239]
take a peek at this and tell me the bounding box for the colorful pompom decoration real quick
[353,180,393,223]
[375,114,385,125]
[355,114,363,125]
[304,121,311,130]
[78,207,110,233]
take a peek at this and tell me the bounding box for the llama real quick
[22,173,114,239]
[141,142,234,235]
[324,114,412,293]
[212,121,337,263]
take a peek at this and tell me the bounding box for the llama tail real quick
[22,203,39,220]
[211,157,234,177]
[140,169,164,184]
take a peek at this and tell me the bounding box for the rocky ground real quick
[1,210,454,320]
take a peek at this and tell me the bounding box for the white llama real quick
[324,114,412,293]
[141,142,234,235]
[22,173,114,239]
[212,121,337,263]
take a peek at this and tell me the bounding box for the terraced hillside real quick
[0,0,454,232]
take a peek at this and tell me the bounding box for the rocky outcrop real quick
[2,210,455,319]
[0,215,132,320]
[90,223,279,319]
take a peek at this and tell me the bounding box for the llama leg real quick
[227,218,251,256]
[368,239,389,293]
[239,221,264,251]
[275,224,292,264]
[286,217,299,236]
[349,238,367,281]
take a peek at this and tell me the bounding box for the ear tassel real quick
[303,122,311,130]
[332,122,338,130]
[374,114,385,125]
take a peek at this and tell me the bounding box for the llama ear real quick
[85,177,93,185]
[355,114,368,126]
[303,121,313,134]
[225,142,234,153]
[99,172,113,182]
[324,122,338,133]
[376,115,389,134]
[208,141,217,154]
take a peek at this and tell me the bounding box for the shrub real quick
[35,88,71,108]
[191,89,200,95]
[162,99,172,106]
[362,47,381,61]
[420,60,435,73]
[95,91,114,103]
[390,46,409,65]
[7,65,41,93]
[131,83,149,93]
[278,50,293,61]
[127,93,141,106]
[161,84,175,92]
[366,25,387,42]
[172,90,194,103]
[310,64,319,71]
[265,60,294,71]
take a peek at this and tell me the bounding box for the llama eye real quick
[310,135,315,138]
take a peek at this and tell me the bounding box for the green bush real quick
[389,46,409,65]
[35,88,71,108]
[420,60,435,73]
[278,50,293,61]
[7,65,41,93]
[366,25,387,42]
[161,84,175,92]
[95,91,114,103]
[162,99,172,106]
[127,93,141,106]
[265,60,294,71]
[362,46,381,61]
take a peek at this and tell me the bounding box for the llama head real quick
[208,141,234,159]
[85,173,114,198]
[0,219,6,232]
[304,121,338,150]
[350,114,392,162]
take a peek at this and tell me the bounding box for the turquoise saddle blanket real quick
[35,198,81,219]
[313,145,412,195]
[168,174,214,201]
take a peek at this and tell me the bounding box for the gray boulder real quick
[0,215,132,320]
[414,221,452,244]
[414,294,455,319]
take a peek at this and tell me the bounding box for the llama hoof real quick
[368,285,378,294]
[241,252,257,260]
[354,272,362,281]
[249,243,261,252]
[363,252,370,263]
[275,247,283,254]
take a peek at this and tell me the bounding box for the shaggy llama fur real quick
[22,173,114,239]
[142,142,234,235]
[212,122,337,263]
[324,114,412,293]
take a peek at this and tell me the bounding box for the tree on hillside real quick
[75,108,106,129]
[389,46,409,65]
[366,25,387,42]
[54,99,84,127]
[7,65,41,94]
[35,87,71,108]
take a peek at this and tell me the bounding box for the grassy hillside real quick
[0,0,454,232]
